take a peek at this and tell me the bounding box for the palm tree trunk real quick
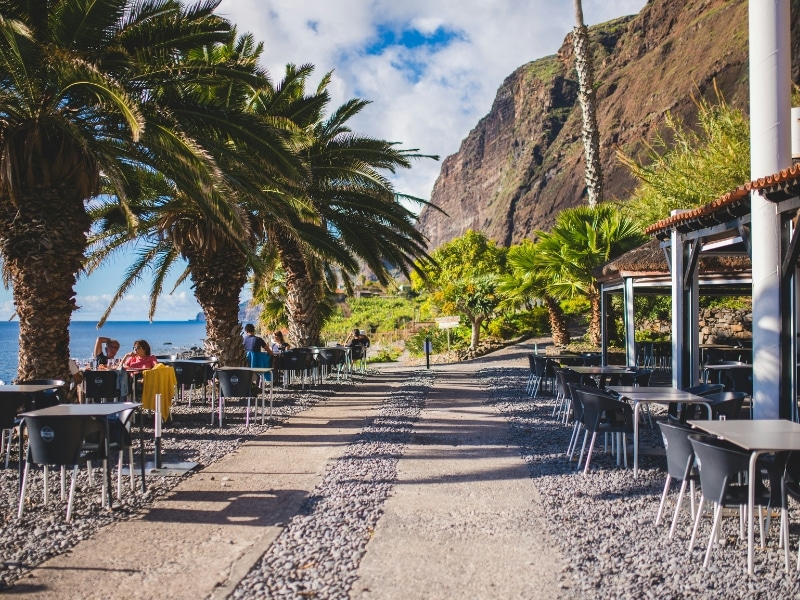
[274,230,323,347]
[588,292,602,347]
[469,315,484,349]
[573,0,604,207]
[0,188,90,388]
[544,296,570,346]
[186,247,248,367]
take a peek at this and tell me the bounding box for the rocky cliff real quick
[417,0,800,250]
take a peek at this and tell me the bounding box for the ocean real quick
[0,321,208,383]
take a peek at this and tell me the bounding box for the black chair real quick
[563,377,594,460]
[720,366,753,397]
[670,383,725,422]
[106,405,138,498]
[779,453,800,571]
[688,433,774,568]
[18,414,107,521]
[215,369,259,427]
[572,386,634,474]
[165,360,207,405]
[83,370,121,403]
[316,348,346,380]
[349,344,368,374]
[692,391,748,421]
[0,393,28,468]
[525,354,537,395]
[17,379,66,410]
[656,422,699,539]
[273,350,315,389]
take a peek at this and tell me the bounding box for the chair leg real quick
[129,447,135,491]
[703,503,723,568]
[4,427,12,469]
[622,434,628,468]
[43,465,50,505]
[577,431,589,471]
[655,475,672,526]
[65,465,79,522]
[117,452,123,499]
[669,479,689,540]
[583,432,598,475]
[18,461,30,518]
[689,496,705,552]
[566,423,580,459]
[61,466,66,500]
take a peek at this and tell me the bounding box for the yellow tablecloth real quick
[141,364,177,420]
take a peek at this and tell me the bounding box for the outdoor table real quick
[702,362,751,384]
[19,402,145,508]
[211,366,274,426]
[608,386,712,478]
[687,418,800,575]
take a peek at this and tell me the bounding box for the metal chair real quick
[164,360,207,405]
[18,414,107,521]
[82,371,121,403]
[17,379,66,410]
[572,385,634,474]
[0,393,28,468]
[215,369,259,427]
[656,421,699,538]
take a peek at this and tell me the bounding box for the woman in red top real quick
[122,339,158,370]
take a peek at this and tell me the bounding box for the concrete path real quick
[354,366,567,599]
[9,344,567,599]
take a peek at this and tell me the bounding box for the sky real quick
[0,0,647,323]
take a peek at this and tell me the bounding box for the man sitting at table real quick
[244,324,273,355]
[93,336,121,367]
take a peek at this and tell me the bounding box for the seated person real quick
[69,358,84,403]
[271,330,290,353]
[346,328,370,348]
[121,340,158,370]
[93,336,120,367]
[244,323,273,354]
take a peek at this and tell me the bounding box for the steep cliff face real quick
[417,0,799,250]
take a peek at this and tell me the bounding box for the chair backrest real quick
[619,369,653,387]
[682,383,725,396]
[106,406,136,447]
[17,379,67,410]
[0,393,28,428]
[527,354,536,373]
[82,371,120,403]
[582,354,602,367]
[572,386,633,434]
[25,414,105,466]
[688,433,751,505]
[279,350,313,370]
[246,351,272,370]
[658,421,696,480]
[350,344,367,360]
[705,391,748,420]
[217,369,257,398]
[720,367,752,396]
[316,348,343,366]
[166,360,207,385]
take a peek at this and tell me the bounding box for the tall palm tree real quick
[251,68,437,346]
[87,33,304,366]
[499,241,570,346]
[0,0,255,383]
[572,0,603,207]
[536,205,644,346]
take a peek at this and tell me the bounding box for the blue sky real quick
[0,0,647,322]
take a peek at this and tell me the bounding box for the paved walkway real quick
[10,344,566,599]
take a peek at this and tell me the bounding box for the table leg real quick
[138,408,145,492]
[104,419,113,509]
[748,451,762,576]
[634,401,640,478]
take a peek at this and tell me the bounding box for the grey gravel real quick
[232,370,435,599]
[479,366,800,599]
[0,374,360,590]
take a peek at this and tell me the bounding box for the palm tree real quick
[499,241,570,346]
[87,33,305,367]
[536,205,645,346]
[252,68,437,346]
[0,0,256,383]
[572,0,603,207]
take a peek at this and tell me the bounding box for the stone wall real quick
[639,307,752,345]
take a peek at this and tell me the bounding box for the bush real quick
[367,348,401,363]
[406,327,450,356]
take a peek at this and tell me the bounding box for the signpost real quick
[436,316,460,351]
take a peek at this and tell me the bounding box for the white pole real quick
[749,0,791,419]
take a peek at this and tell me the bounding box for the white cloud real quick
[218,0,647,200]
[72,291,203,322]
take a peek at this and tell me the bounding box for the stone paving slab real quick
[9,374,402,599]
[353,367,567,599]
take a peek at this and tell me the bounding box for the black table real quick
[20,402,145,508]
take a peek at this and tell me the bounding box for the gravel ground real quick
[232,370,435,599]
[479,366,800,599]
[0,374,368,590]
